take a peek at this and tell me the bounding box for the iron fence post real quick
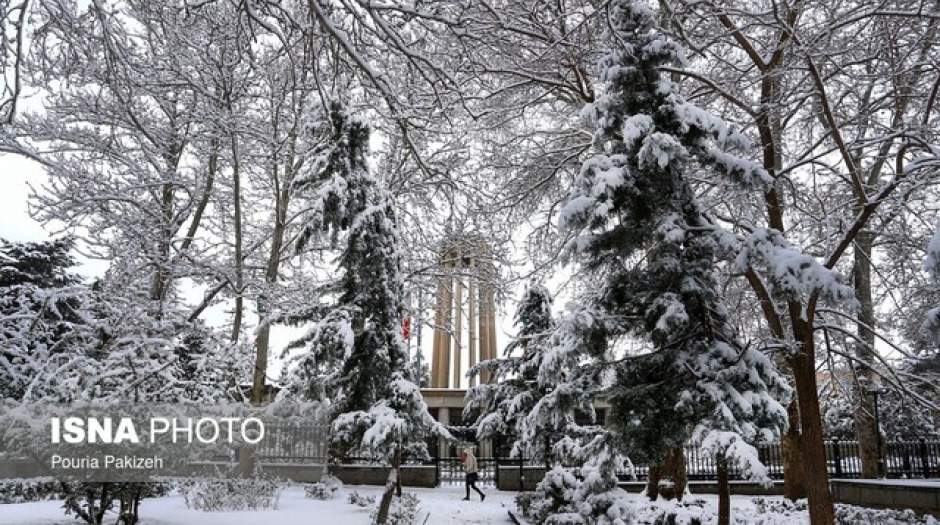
[832,440,843,478]
[519,458,524,492]
[920,439,930,478]
[903,443,913,478]
[495,457,500,490]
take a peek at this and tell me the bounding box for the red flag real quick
[402,317,411,340]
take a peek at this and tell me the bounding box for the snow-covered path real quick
[4,484,936,524]
[0,485,519,525]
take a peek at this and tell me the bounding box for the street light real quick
[867,385,888,478]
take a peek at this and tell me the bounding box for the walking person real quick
[460,447,485,501]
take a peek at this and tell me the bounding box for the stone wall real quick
[830,480,940,518]
[494,467,786,497]
[496,466,547,491]
[330,465,438,488]
[619,480,785,496]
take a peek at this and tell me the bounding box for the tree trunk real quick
[782,400,806,500]
[717,455,730,525]
[250,153,292,405]
[645,463,661,501]
[376,448,402,524]
[229,130,243,343]
[646,447,685,501]
[852,229,880,478]
[179,140,217,255]
[149,180,175,315]
[668,446,687,501]
[789,326,835,525]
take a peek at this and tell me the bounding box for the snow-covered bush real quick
[304,474,343,500]
[525,467,580,524]
[633,497,707,525]
[751,497,807,515]
[516,492,537,519]
[0,479,67,503]
[62,482,170,525]
[369,492,421,525]
[348,491,376,507]
[179,477,283,511]
[835,504,939,525]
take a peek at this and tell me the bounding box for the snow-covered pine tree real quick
[550,0,790,521]
[283,104,448,524]
[466,283,575,464]
[0,239,239,524]
[0,238,93,401]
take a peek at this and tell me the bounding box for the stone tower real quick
[430,235,498,388]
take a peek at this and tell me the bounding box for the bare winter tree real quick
[658,1,940,521]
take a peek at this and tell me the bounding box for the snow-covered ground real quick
[1,484,935,525]
[0,485,518,525]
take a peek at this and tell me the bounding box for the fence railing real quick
[245,426,940,484]
[626,439,940,481]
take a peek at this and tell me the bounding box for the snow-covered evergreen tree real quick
[0,238,94,401]
[281,104,448,524]
[466,283,576,463]
[546,0,790,520]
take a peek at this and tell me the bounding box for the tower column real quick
[430,239,497,389]
[468,260,477,388]
[453,276,463,388]
[431,271,453,388]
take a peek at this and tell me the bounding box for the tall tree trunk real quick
[852,229,880,478]
[669,446,687,501]
[756,76,808,503]
[376,447,402,524]
[150,137,184,318]
[230,131,243,343]
[250,144,293,405]
[645,447,685,501]
[790,324,835,525]
[782,400,806,500]
[180,139,217,255]
[645,463,661,501]
[717,455,730,525]
[149,180,175,315]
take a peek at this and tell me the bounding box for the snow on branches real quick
[735,228,856,312]
[547,0,791,520]
[923,218,940,346]
[283,104,448,466]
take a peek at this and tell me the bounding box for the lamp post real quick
[868,385,888,478]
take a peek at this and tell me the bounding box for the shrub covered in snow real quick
[751,497,807,515]
[0,479,67,503]
[516,492,537,519]
[348,490,376,507]
[633,498,708,525]
[835,504,939,525]
[304,474,342,500]
[369,492,421,525]
[179,476,283,511]
[747,498,939,525]
[521,467,580,524]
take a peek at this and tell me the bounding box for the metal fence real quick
[248,425,940,484]
[253,424,329,463]
[621,440,940,481]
